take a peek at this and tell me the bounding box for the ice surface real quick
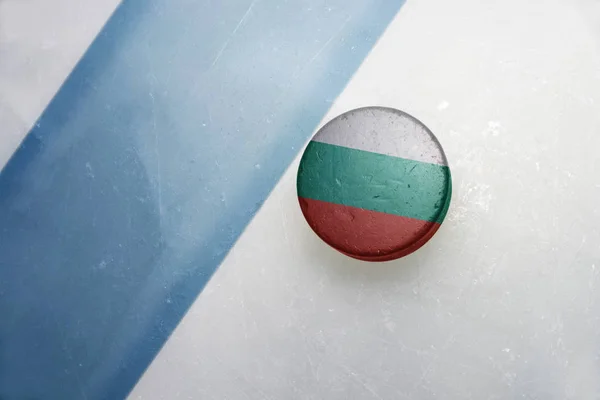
[131,0,600,399]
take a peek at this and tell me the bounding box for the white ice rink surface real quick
[0,0,120,167]
[3,0,600,398]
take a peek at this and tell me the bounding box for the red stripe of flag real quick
[299,197,442,261]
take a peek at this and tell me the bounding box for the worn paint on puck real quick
[297,107,452,262]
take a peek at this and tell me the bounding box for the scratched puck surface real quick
[297,107,452,262]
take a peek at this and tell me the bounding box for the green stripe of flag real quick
[297,141,451,223]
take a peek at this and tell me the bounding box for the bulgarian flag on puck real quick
[297,107,452,262]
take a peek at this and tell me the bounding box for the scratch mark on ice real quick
[307,14,352,66]
[211,0,258,68]
[149,92,163,220]
[341,365,383,400]
[407,333,456,397]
